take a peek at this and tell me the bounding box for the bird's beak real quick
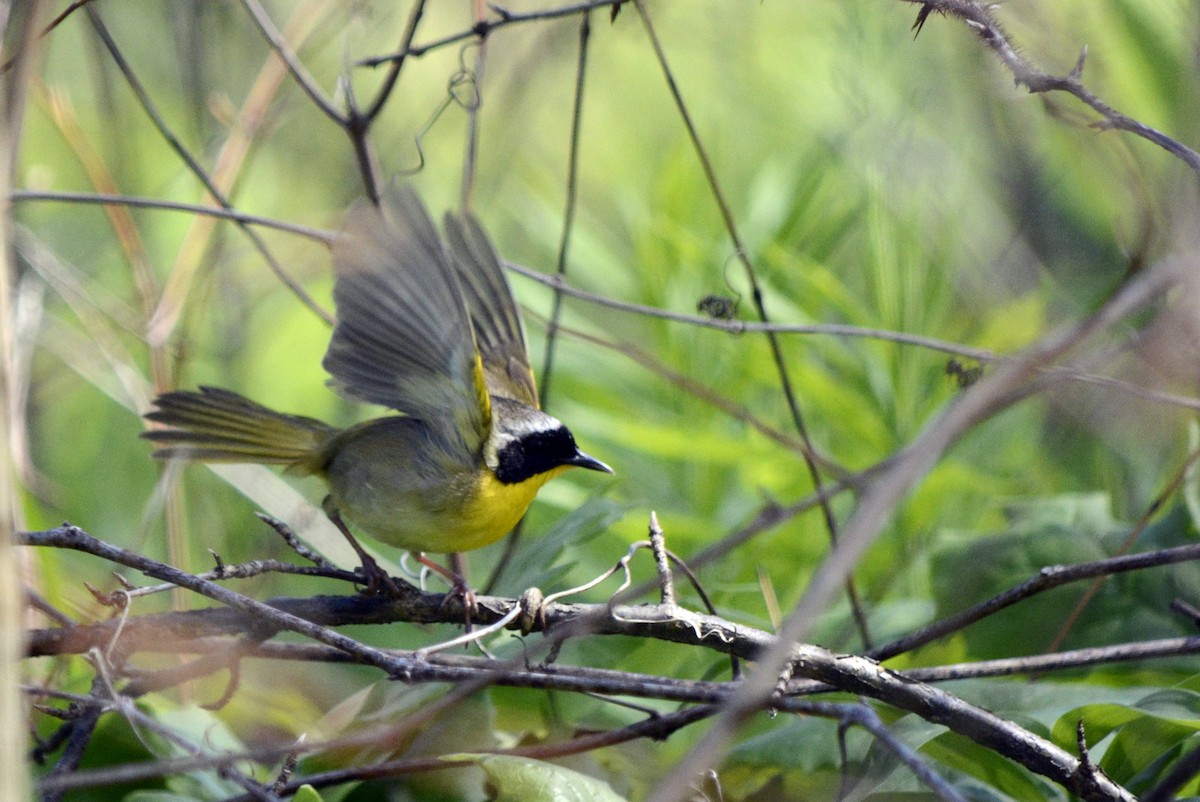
[570,449,613,474]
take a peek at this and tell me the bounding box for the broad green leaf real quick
[729,717,860,772]
[1136,688,1200,724]
[920,731,1063,802]
[930,494,1196,659]
[1051,703,1143,749]
[497,497,625,595]
[294,786,326,802]
[1103,718,1198,790]
[447,753,628,802]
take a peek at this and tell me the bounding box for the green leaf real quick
[498,497,625,594]
[1051,703,1143,749]
[1136,688,1200,725]
[930,493,1196,658]
[447,753,628,802]
[132,696,251,799]
[920,731,1063,802]
[310,683,377,741]
[1182,420,1200,531]
[294,785,326,802]
[842,715,956,801]
[1103,717,1198,790]
[1047,688,1200,790]
[729,717,857,772]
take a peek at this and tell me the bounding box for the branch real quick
[357,0,628,67]
[870,542,1200,661]
[903,0,1200,178]
[14,192,1200,420]
[9,190,337,244]
[26,524,1188,800]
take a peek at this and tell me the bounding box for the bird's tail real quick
[142,386,334,473]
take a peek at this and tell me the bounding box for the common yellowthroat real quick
[143,187,612,582]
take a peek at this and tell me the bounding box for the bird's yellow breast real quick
[321,417,577,553]
[454,465,571,551]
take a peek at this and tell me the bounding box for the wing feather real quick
[323,187,491,453]
[443,212,539,407]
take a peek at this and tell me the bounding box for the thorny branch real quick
[905,0,1200,177]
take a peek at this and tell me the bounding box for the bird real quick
[142,186,612,590]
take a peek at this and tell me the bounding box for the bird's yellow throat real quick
[456,464,573,551]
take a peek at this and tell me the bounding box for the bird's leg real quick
[416,552,477,623]
[322,497,415,598]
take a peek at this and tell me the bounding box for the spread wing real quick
[323,187,491,453]
[443,211,540,408]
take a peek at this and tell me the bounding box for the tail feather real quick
[143,386,335,472]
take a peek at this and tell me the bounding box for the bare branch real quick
[357,0,628,66]
[870,542,1200,662]
[10,190,337,244]
[26,523,1193,800]
[902,0,1200,177]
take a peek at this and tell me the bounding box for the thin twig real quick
[358,0,627,66]
[538,6,591,409]
[239,0,343,124]
[23,524,420,674]
[883,636,1200,685]
[361,0,428,125]
[869,542,1200,662]
[83,7,331,327]
[10,191,337,244]
[633,0,871,647]
[647,512,675,606]
[346,0,430,200]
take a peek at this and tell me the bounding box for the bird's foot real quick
[415,552,478,622]
[357,552,418,599]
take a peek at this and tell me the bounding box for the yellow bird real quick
[143,187,611,586]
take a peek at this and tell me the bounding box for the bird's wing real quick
[323,187,491,453]
[443,211,540,408]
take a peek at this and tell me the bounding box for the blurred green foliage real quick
[16,0,1200,799]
